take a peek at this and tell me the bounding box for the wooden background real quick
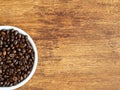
[0,0,120,90]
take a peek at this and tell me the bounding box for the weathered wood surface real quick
[0,0,120,90]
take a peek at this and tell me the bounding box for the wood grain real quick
[0,0,120,90]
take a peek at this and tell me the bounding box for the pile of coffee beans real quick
[0,29,34,87]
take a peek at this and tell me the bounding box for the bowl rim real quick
[0,26,38,90]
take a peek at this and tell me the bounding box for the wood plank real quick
[0,0,119,90]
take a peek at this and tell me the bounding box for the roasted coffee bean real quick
[0,40,3,46]
[15,36,18,40]
[14,40,18,45]
[10,63,14,67]
[0,61,3,65]
[5,45,8,48]
[13,59,17,63]
[9,54,15,58]
[18,34,21,39]
[6,60,12,64]
[13,76,17,82]
[6,30,10,35]
[10,44,13,47]
[19,43,25,48]
[14,31,18,36]
[23,74,27,79]
[1,31,6,36]
[13,50,16,54]
[3,51,6,56]
[0,70,2,74]
[19,53,22,56]
[0,37,3,40]
[0,82,3,85]
[22,49,26,53]
[20,76,23,81]
[0,29,34,87]
[0,57,1,62]
[11,46,15,50]
[17,48,21,52]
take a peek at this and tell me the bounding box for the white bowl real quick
[0,26,38,90]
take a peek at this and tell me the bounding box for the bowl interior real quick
[0,26,38,90]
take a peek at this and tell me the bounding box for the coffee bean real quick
[15,45,19,48]
[6,30,10,35]
[4,65,7,70]
[13,50,16,54]
[23,74,27,79]
[6,81,10,86]
[0,37,3,40]
[17,48,21,52]
[1,31,6,36]
[18,61,22,66]
[0,29,34,87]
[0,69,2,74]
[13,76,17,82]
[27,71,31,75]
[5,45,8,48]
[2,48,6,51]
[0,61,3,65]
[9,69,14,75]
[14,31,18,36]
[14,40,18,45]
[6,56,10,60]
[11,46,15,50]
[10,63,14,67]
[19,43,25,48]
[15,36,18,40]
[20,76,23,81]
[17,69,21,72]
[3,51,6,56]
[4,75,8,78]
[6,60,12,64]
[18,34,21,39]
[9,54,14,58]
[0,82,3,85]
[13,59,17,63]
[0,40,3,46]
[10,44,13,47]
[0,57,1,62]
[9,83,13,86]
[22,49,26,53]
[28,50,32,53]
[21,66,25,71]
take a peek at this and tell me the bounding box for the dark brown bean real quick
[13,50,16,53]
[3,51,6,56]
[9,54,14,58]
[6,30,10,35]
[0,82,3,85]
[0,37,3,40]
[0,57,1,62]
[6,60,12,64]
[20,76,23,81]
[17,48,21,52]
[14,31,18,36]
[0,69,2,74]
[18,34,21,39]
[6,47,10,51]
[13,76,17,82]
[14,40,18,45]
[1,31,6,36]
[0,40,3,46]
